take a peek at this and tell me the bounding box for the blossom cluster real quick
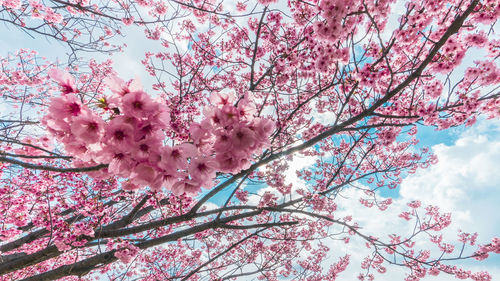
[462,60,500,89]
[314,0,360,42]
[376,127,401,146]
[311,0,358,72]
[474,238,500,261]
[431,37,467,74]
[0,0,64,23]
[314,45,350,72]
[114,241,140,264]
[189,92,275,174]
[42,70,274,196]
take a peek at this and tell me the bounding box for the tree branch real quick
[0,156,108,172]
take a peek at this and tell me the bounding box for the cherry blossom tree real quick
[0,0,499,280]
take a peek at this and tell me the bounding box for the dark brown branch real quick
[249,7,268,91]
[0,156,108,172]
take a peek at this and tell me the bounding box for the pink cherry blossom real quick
[130,163,157,187]
[70,112,104,144]
[171,177,201,196]
[47,93,82,118]
[108,152,134,177]
[188,156,218,185]
[210,92,235,107]
[231,125,256,150]
[48,68,77,94]
[114,243,139,264]
[105,117,135,147]
[105,75,143,97]
[121,91,157,119]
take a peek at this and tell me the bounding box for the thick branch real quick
[0,156,108,172]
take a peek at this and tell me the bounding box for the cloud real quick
[247,153,317,206]
[327,120,500,280]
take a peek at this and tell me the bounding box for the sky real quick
[239,118,500,280]
[1,1,499,281]
[335,119,500,280]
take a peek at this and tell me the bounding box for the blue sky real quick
[256,119,500,280]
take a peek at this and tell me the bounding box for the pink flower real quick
[220,104,239,126]
[258,191,278,208]
[171,177,201,196]
[159,143,197,171]
[105,75,142,97]
[135,114,168,142]
[29,0,44,19]
[114,243,139,264]
[64,141,88,158]
[257,0,278,5]
[122,181,140,191]
[48,68,77,94]
[210,92,235,107]
[150,107,171,128]
[105,117,135,147]
[428,267,440,276]
[492,237,500,254]
[135,121,156,141]
[188,156,218,185]
[3,0,22,10]
[122,17,134,26]
[121,91,157,119]
[130,163,157,187]
[231,125,256,150]
[54,240,71,251]
[213,130,232,152]
[203,107,223,127]
[48,93,82,118]
[150,170,180,192]
[108,152,133,177]
[252,117,275,142]
[236,97,257,121]
[132,136,161,161]
[44,8,63,23]
[190,121,214,150]
[42,114,71,132]
[407,200,421,209]
[71,112,104,144]
[236,2,246,12]
[235,190,248,203]
[215,151,247,173]
[238,156,251,171]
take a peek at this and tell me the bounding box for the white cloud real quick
[247,153,317,206]
[317,120,500,280]
[242,119,500,280]
[400,124,500,244]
